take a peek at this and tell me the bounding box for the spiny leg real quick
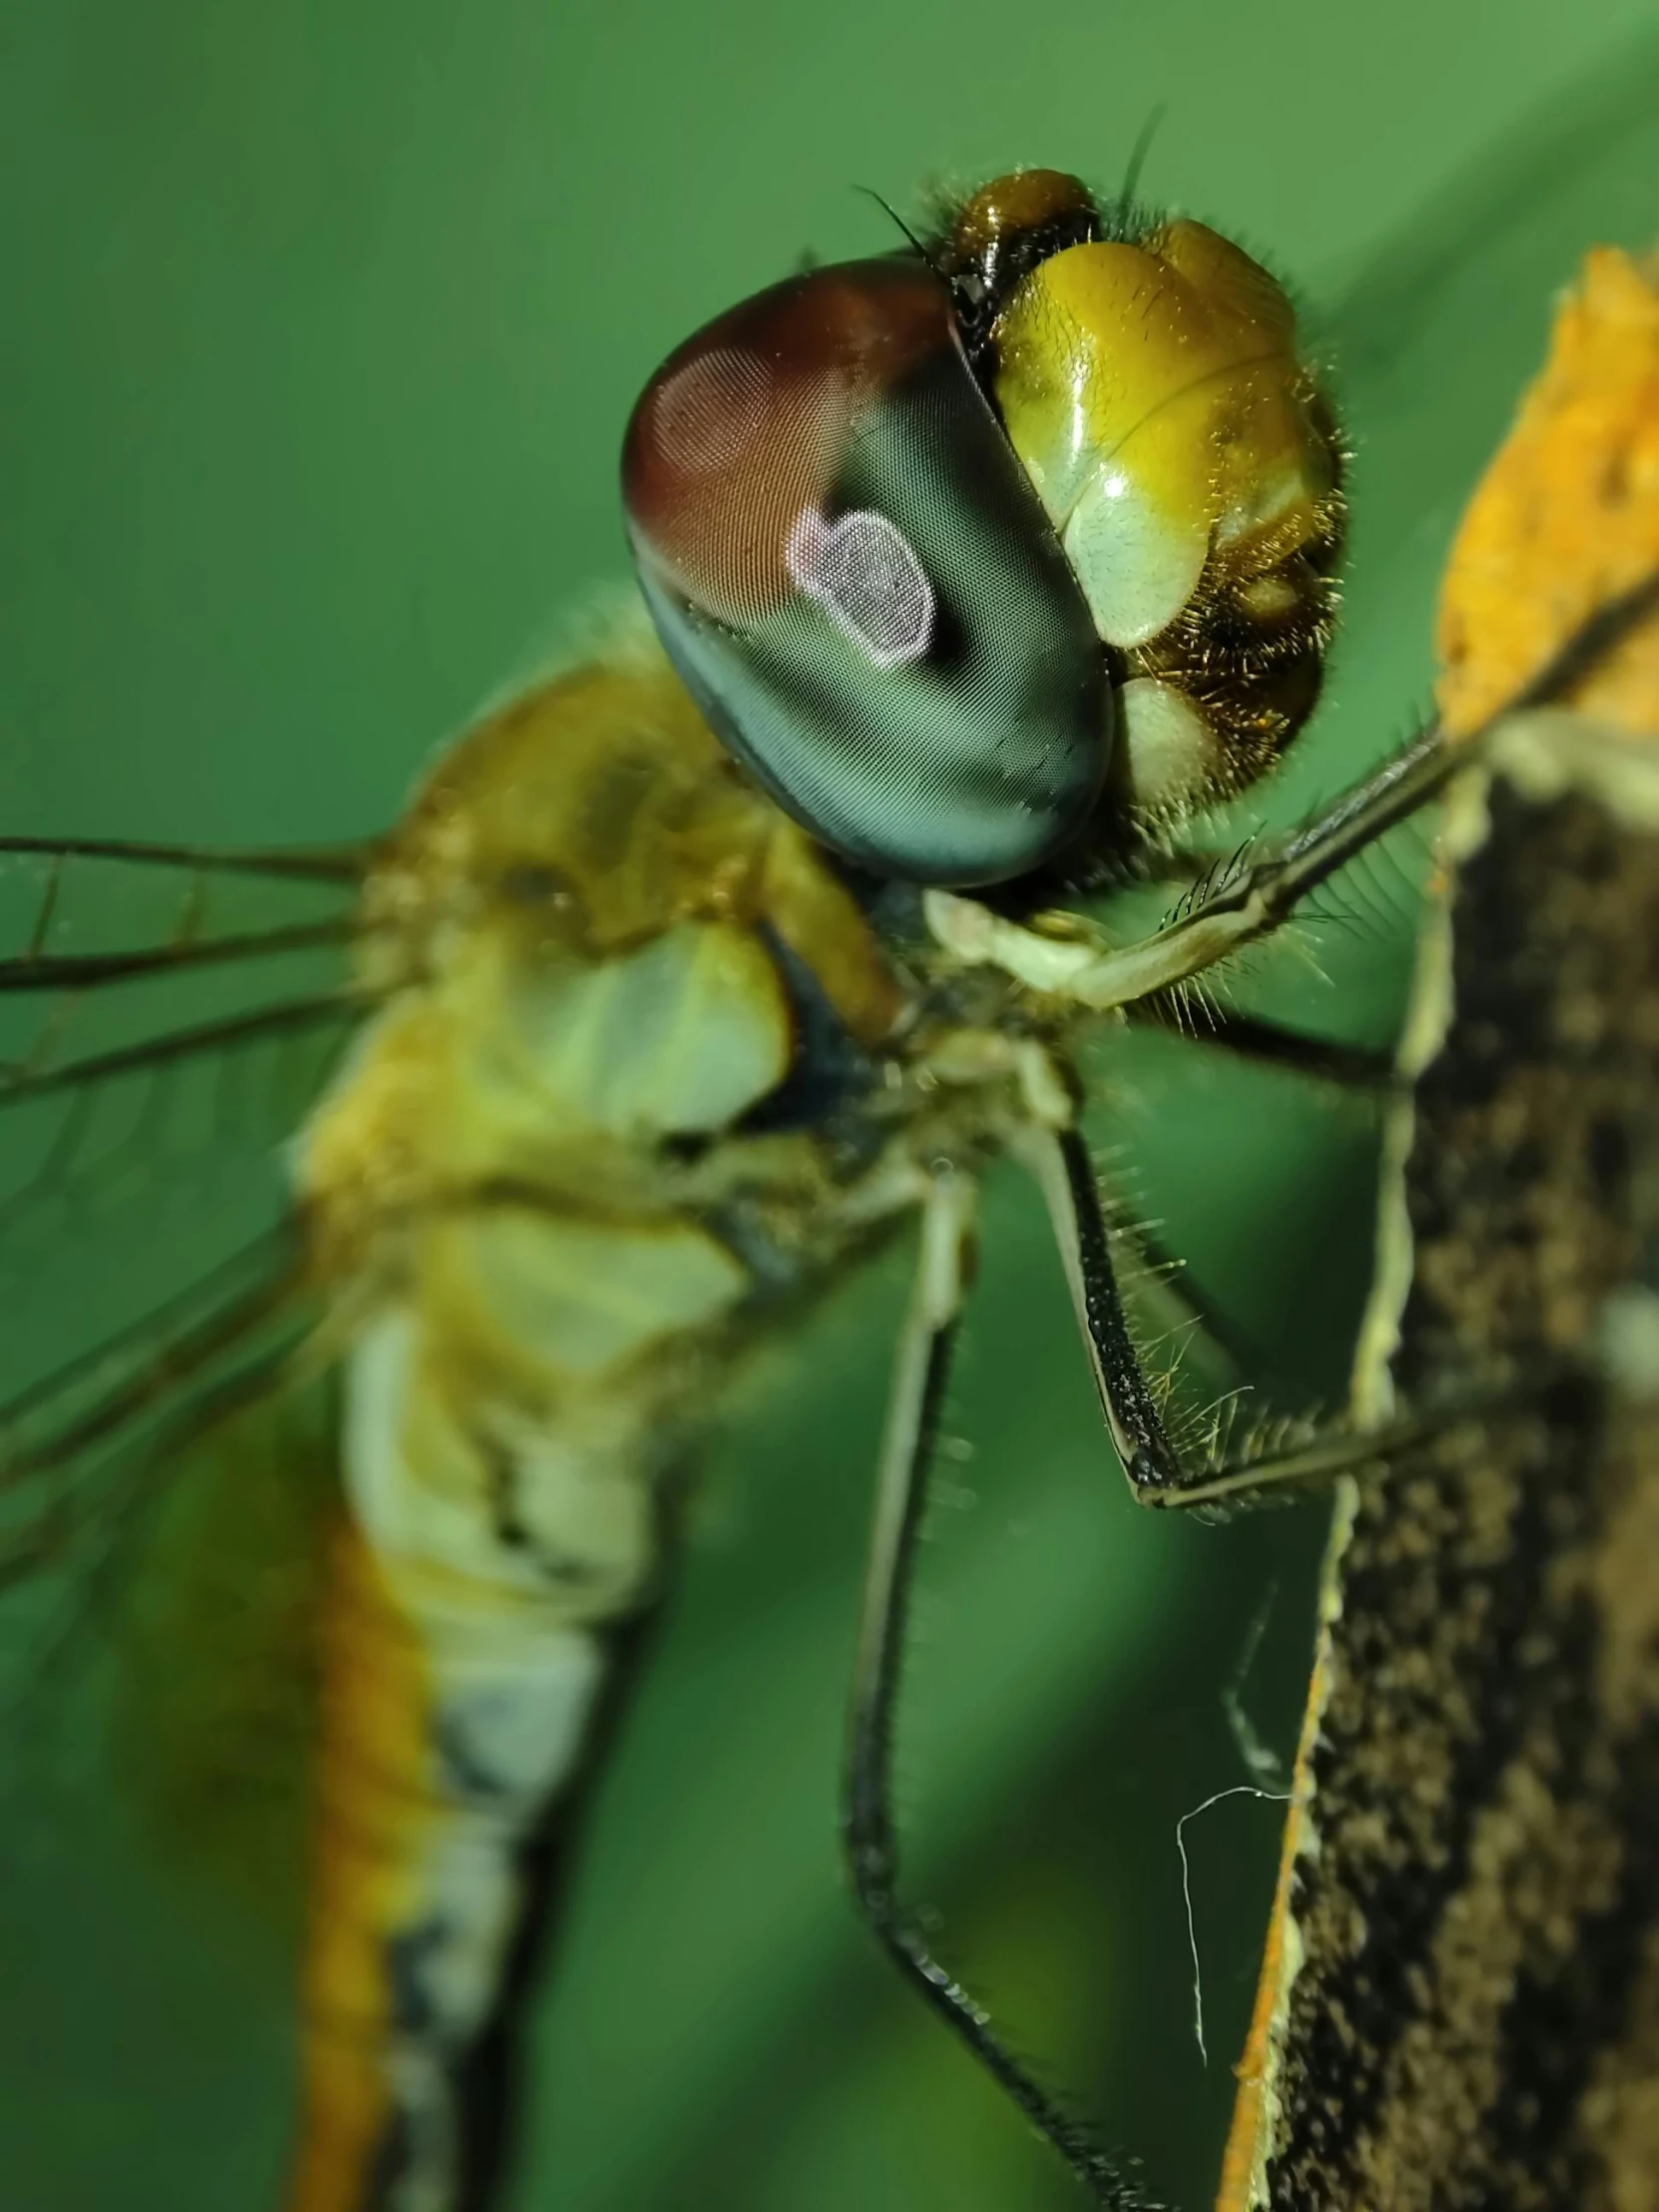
[840,1171,1161,2210]
[1020,1121,1499,1514]
[1111,1206,1260,1381]
[924,721,1452,1011]
[1015,1125,1189,1495]
[1125,1004,1398,1096]
[928,571,1659,1019]
[843,1143,1477,2202]
[983,578,1659,1510]
[1080,571,1659,1008]
[849,582,1659,2186]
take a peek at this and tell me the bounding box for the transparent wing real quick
[0,834,375,1705]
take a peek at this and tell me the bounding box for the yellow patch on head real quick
[989,221,1337,650]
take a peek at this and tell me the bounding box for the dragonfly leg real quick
[1020,1120,1509,1515]
[839,1168,1159,2210]
[923,719,1453,1015]
[1125,1004,1399,1097]
[926,571,1659,1021]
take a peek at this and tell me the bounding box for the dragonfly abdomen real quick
[283,627,922,2211]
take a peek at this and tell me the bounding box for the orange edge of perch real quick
[1215,240,1659,2209]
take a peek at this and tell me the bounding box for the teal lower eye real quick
[623,258,1111,888]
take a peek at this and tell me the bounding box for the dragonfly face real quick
[3,104,1657,2212]
[623,169,1344,885]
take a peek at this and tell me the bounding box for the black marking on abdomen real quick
[450,1469,691,2212]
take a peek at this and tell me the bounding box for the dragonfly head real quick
[622,167,1345,894]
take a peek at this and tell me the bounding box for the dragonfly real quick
[2,80,1657,2212]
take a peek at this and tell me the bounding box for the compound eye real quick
[621,260,1109,887]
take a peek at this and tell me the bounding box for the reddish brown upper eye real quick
[621,258,1110,888]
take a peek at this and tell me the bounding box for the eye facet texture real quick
[623,260,1109,887]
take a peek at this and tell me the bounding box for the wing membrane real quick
[0,831,373,880]
[0,838,370,1673]
[0,1221,318,1741]
[0,835,374,1293]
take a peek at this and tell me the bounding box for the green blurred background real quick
[2,3,1658,2208]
